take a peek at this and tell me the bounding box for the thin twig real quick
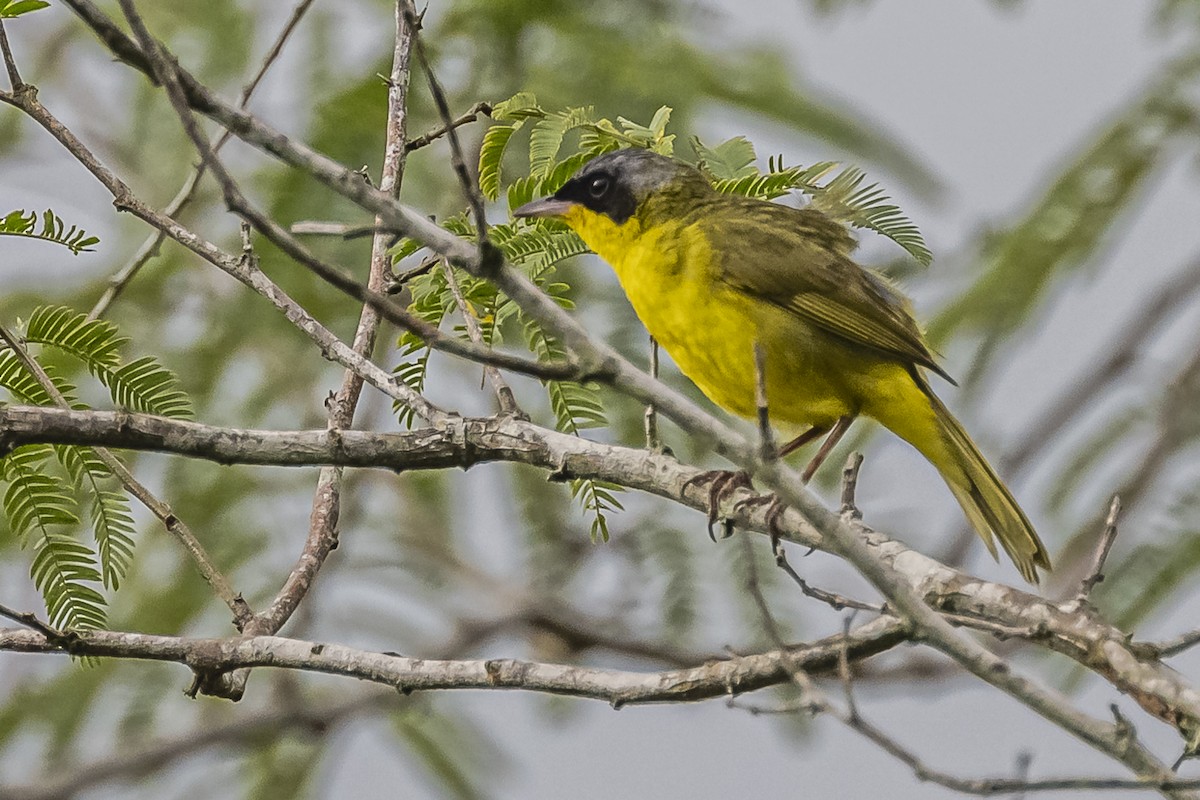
[838,614,860,719]
[120,0,419,699]
[11,404,1200,759]
[0,54,447,426]
[388,255,439,290]
[405,2,491,256]
[732,663,1200,796]
[1075,495,1121,603]
[0,322,251,627]
[0,18,22,90]
[775,549,883,613]
[239,0,418,695]
[88,0,317,320]
[289,220,399,238]
[739,531,823,710]
[112,6,579,388]
[405,101,491,152]
[443,261,521,414]
[1145,629,1200,660]
[0,602,63,641]
[39,7,1200,791]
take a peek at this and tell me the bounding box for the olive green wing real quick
[703,199,954,383]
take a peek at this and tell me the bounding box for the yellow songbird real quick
[515,148,1050,582]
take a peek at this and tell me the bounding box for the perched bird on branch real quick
[516,148,1050,582]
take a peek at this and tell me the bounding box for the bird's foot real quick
[683,469,754,541]
[733,493,790,557]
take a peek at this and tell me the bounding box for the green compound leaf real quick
[0,208,99,254]
[25,306,193,418]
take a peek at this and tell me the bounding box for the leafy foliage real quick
[7,1,1200,795]
[479,95,931,263]
[391,707,500,800]
[629,525,698,645]
[0,209,99,254]
[244,738,324,800]
[1,445,107,631]
[57,445,135,591]
[0,307,193,628]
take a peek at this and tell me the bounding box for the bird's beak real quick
[513,197,576,219]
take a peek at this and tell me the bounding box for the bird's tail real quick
[873,371,1051,583]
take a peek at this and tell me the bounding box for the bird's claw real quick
[683,469,754,541]
[734,493,790,557]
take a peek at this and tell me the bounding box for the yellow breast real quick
[563,206,857,429]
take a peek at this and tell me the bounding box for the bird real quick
[514,148,1051,582]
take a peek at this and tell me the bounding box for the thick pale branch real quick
[0,616,908,704]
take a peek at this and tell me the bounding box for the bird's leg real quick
[686,342,767,542]
[800,415,856,484]
[736,418,855,553]
[683,469,755,541]
[777,424,831,459]
[739,341,790,556]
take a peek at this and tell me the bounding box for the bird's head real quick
[513,149,710,231]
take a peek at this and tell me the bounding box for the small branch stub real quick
[840,452,864,520]
[1076,495,1121,603]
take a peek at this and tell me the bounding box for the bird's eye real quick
[588,176,610,198]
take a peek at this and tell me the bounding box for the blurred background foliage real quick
[3,0,1200,797]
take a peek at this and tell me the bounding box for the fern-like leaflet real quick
[392,267,453,428]
[2,445,107,630]
[0,0,50,18]
[0,209,99,255]
[520,283,623,542]
[24,306,193,419]
[0,307,194,628]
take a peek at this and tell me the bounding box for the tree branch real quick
[442,260,522,414]
[6,402,1200,765]
[0,76,446,426]
[404,101,491,152]
[0,18,23,90]
[0,615,909,705]
[216,0,418,701]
